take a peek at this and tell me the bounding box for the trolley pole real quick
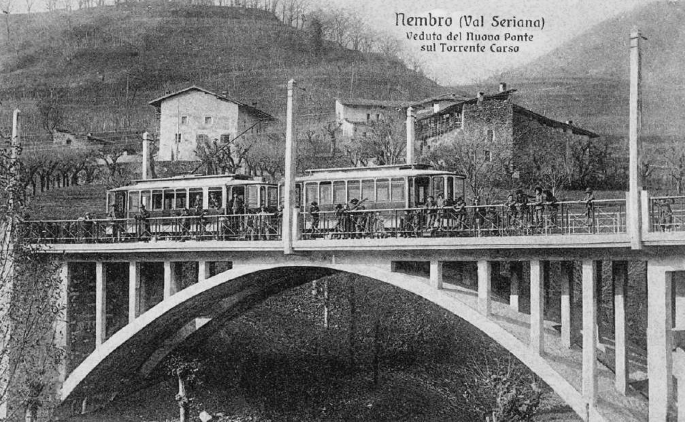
[283,79,297,254]
[628,28,644,250]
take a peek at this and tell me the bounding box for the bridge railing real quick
[21,213,283,243]
[648,195,685,232]
[299,199,626,239]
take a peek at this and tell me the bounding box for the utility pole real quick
[405,107,415,165]
[283,79,297,254]
[628,28,645,250]
[0,109,21,420]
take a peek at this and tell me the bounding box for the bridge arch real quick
[62,263,595,421]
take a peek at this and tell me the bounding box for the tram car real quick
[106,174,280,240]
[294,164,466,237]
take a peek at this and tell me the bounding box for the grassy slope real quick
[463,2,685,138]
[0,3,440,137]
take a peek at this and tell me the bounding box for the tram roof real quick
[108,174,276,192]
[299,164,464,182]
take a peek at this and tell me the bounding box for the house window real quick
[366,113,370,121]
[175,133,181,142]
[484,150,491,162]
[196,134,210,145]
[486,129,494,142]
[376,113,380,120]
[204,116,213,125]
[181,116,188,125]
[220,134,231,143]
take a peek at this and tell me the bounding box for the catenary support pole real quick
[628,28,644,250]
[283,79,297,254]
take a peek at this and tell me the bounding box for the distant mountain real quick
[469,1,685,137]
[0,3,441,139]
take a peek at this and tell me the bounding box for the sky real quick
[328,0,661,85]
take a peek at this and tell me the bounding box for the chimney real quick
[565,120,573,125]
[499,82,507,92]
[476,92,485,103]
[221,90,228,98]
[433,102,440,113]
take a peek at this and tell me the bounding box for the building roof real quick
[417,89,599,138]
[410,92,470,107]
[336,98,413,109]
[148,86,276,121]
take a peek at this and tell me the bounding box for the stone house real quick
[335,98,411,139]
[149,86,275,162]
[415,85,599,174]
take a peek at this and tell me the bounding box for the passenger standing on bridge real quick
[533,187,545,227]
[425,195,438,229]
[334,203,345,238]
[309,201,320,236]
[453,196,467,231]
[436,193,446,229]
[473,196,485,234]
[545,190,559,228]
[515,189,529,226]
[181,207,191,240]
[659,198,674,232]
[138,204,151,240]
[505,194,517,227]
[584,188,595,228]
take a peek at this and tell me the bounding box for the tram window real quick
[377,179,390,202]
[333,181,346,205]
[247,185,259,209]
[128,191,140,211]
[391,178,404,201]
[446,177,454,201]
[208,188,222,210]
[140,191,151,209]
[259,186,266,207]
[163,189,174,210]
[347,180,361,202]
[361,179,375,202]
[152,190,163,210]
[305,183,318,205]
[267,187,278,208]
[414,177,430,205]
[189,189,203,209]
[319,182,332,205]
[175,189,187,209]
[432,177,444,198]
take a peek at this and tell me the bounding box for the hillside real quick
[0,3,441,140]
[472,1,685,137]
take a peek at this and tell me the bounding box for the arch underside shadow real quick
[61,263,641,422]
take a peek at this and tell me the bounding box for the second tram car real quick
[295,164,466,210]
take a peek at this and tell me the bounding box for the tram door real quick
[108,191,126,218]
[412,177,430,207]
[229,186,245,212]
